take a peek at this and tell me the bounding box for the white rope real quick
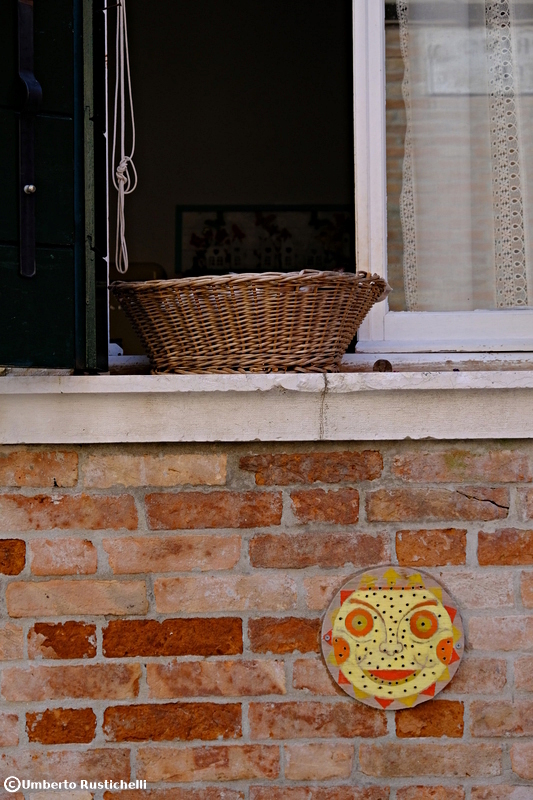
[110,0,137,274]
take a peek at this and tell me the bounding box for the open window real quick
[354,0,533,357]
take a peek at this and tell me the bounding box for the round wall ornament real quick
[321,566,464,709]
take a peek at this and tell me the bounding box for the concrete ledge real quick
[0,372,532,443]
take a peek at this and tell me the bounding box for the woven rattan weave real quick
[110,270,388,374]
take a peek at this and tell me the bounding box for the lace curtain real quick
[397,0,533,311]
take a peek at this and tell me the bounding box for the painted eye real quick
[410,610,438,640]
[345,608,374,637]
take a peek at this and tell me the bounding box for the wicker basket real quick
[110,270,389,374]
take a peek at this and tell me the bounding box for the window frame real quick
[353,0,533,355]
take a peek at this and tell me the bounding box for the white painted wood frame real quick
[353,0,533,354]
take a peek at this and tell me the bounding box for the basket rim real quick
[110,269,387,292]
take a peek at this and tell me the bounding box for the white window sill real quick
[1,371,533,443]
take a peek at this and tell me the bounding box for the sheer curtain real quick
[397,0,533,311]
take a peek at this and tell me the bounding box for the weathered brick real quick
[0,539,25,574]
[397,790,465,800]
[103,534,240,573]
[367,488,509,522]
[517,487,533,520]
[359,743,502,777]
[284,743,354,781]
[470,700,533,737]
[103,618,242,658]
[0,450,78,487]
[0,750,130,782]
[250,790,389,800]
[26,707,96,744]
[30,538,97,575]
[154,574,296,613]
[478,529,533,565]
[249,701,386,739]
[515,656,533,691]
[510,742,533,779]
[395,701,464,738]
[472,788,533,800]
[396,529,466,566]
[0,493,137,530]
[240,451,383,485]
[0,623,24,660]
[469,617,533,651]
[6,579,148,617]
[104,702,241,742]
[303,574,350,610]
[442,658,506,695]
[146,491,282,530]
[437,569,513,609]
[28,622,97,659]
[147,660,285,698]
[105,791,243,800]
[1,663,141,701]
[249,532,388,569]
[0,713,18,746]
[249,617,320,654]
[290,488,359,524]
[392,450,531,483]
[521,571,533,607]
[31,793,93,800]
[292,657,340,696]
[83,453,226,488]
[137,745,279,782]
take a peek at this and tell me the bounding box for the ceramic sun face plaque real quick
[321,566,464,709]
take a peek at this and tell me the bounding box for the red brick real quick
[6,579,148,617]
[0,493,137,530]
[250,790,389,800]
[0,749,130,782]
[103,618,242,658]
[249,532,388,569]
[249,701,386,739]
[478,529,533,565]
[0,623,24,660]
[0,713,18,746]
[83,452,226,488]
[145,491,282,530]
[147,660,285,698]
[105,792,243,800]
[442,658,506,695]
[396,529,466,566]
[154,574,296,613]
[292,657,341,696]
[517,487,533,520]
[395,701,464,738]
[392,450,531,483]
[359,743,502,777]
[249,617,321,654]
[470,700,533,736]
[1,663,141,701]
[397,790,464,800]
[515,656,533,691]
[284,743,354,781]
[469,617,533,651]
[304,574,350,610]
[290,488,359,524]
[240,450,383,485]
[0,450,78,487]
[30,538,97,575]
[28,621,96,659]
[26,707,96,744]
[471,789,532,800]
[0,539,25,574]
[521,571,533,607]
[104,702,241,743]
[510,742,533,779]
[366,488,509,522]
[137,745,279,782]
[103,534,241,573]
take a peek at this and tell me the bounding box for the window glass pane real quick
[385,0,533,312]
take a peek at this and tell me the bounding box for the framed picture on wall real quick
[175,205,355,277]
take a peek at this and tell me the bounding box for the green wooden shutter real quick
[0,0,107,370]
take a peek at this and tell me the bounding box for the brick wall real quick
[0,442,532,799]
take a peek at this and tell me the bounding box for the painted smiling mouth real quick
[364,669,418,686]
